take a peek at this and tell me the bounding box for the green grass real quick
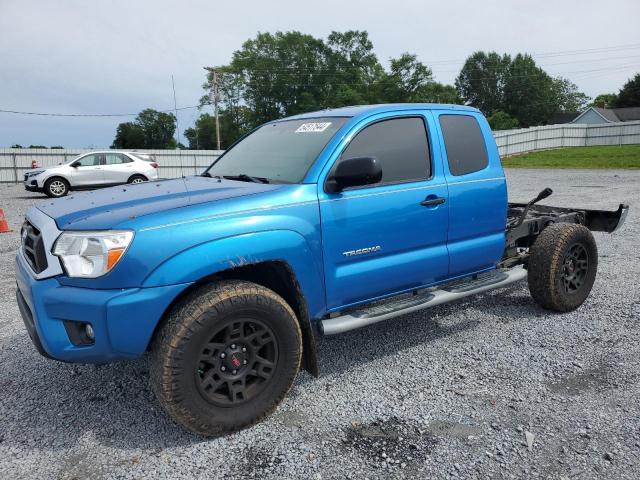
[502,145,640,169]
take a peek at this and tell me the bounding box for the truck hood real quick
[38,176,284,230]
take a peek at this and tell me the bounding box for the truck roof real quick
[283,103,480,121]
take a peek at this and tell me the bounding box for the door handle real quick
[420,197,446,207]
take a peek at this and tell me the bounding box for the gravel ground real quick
[0,169,638,479]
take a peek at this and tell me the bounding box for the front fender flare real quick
[142,230,326,320]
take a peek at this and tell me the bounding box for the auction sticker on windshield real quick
[295,122,332,133]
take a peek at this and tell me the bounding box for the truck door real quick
[319,113,450,311]
[435,111,508,277]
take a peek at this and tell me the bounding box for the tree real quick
[379,53,433,102]
[591,93,618,108]
[50,145,64,149]
[615,73,640,107]
[420,83,462,104]
[136,109,177,148]
[455,51,511,115]
[10,144,22,148]
[456,51,589,126]
[111,122,145,149]
[503,54,556,127]
[184,113,218,150]
[228,31,331,125]
[112,109,176,149]
[203,30,386,142]
[325,30,385,106]
[487,111,519,130]
[28,145,47,148]
[199,30,462,146]
[551,77,590,112]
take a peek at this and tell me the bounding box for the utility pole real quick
[203,67,221,150]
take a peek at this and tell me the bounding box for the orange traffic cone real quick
[0,209,11,233]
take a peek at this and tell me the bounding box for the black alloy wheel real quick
[196,318,278,406]
[560,243,589,294]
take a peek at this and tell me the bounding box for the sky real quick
[1,0,639,148]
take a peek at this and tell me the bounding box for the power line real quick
[0,103,208,117]
[201,58,640,79]
[218,64,639,87]
[220,43,640,72]
[426,42,640,66]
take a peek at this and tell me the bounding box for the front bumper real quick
[24,178,42,192]
[15,251,192,363]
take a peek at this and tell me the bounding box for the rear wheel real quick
[150,280,302,436]
[528,223,598,312]
[127,174,147,184]
[44,177,69,198]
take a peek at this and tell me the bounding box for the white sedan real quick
[24,151,159,197]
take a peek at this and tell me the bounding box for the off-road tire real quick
[150,280,302,436]
[528,223,598,312]
[44,177,69,198]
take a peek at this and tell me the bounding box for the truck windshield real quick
[204,117,348,183]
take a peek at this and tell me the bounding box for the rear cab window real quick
[439,115,488,176]
[338,117,431,186]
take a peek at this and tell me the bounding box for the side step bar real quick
[320,267,527,335]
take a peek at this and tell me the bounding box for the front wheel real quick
[528,223,598,312]
[150,280,302,436]
[44,177,69,198]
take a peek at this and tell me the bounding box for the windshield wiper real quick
[223,174,270,184]
[202,171,223,182]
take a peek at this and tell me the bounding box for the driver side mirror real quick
[325,156,382,193]
[70,162,78,168]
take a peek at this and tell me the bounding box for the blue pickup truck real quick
[16,104,627,435]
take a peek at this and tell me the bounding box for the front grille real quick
[21,221,48,274]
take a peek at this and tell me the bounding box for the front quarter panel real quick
[143,230,326,319]
[36,166,72,188]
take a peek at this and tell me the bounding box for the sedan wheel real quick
[128,175,147,185]
[44,178,69,198]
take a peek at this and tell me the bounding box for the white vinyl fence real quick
[2,121,640,182]
[0,149,223,183]
[494,120,640,156]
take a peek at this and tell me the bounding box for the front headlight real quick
[53,230,134,278]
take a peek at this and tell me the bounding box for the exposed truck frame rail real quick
[503,190,628,267]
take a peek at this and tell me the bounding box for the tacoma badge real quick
[342,245,382,257]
